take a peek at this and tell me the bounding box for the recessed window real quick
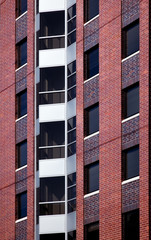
[16,38,27,68]
[122,83,139,119]
[40,233,65,240]
[122,21,139,58]
[40,202,65,215]
[68,230,76,240]
[84,103,99,136]
[67,173,76,213]
[85,161,99,194]
[39,147,65,160]
[16,0,27,18]
[85,222,99,240]
[123,209,139,240]
[67,4,76,46]
[67,116,76,157]
[39,37,65,50]
[67,61,76,102]
[16,192,27,219]
[17,90,27,118]
[84,0,99,22]
[84,45,99,80]
[122,146,139,181]
[17,140,27,168]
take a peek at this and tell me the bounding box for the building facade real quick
[0,0,150,239]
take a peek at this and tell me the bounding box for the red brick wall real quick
[99,0,122,239]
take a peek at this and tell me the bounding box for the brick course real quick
[84,193,99,225]
[84,75,99,108]
[16,116,27,144]
[84,17,99,52]
[84,134,99,165]
[122,0,139,27]
[16,13,27,44]
[16,220,27,240]
[16,167,27,194]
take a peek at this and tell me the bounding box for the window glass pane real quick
[40,177,65,202]
[85,222,99,240]
[68,231,76,240]
[18,141,27,168]
[21,0,27,15]
[85,45,99,80]
[40,122,65,147]
[68,129,76,144]
[67,30,76,46]
[68,172,76,187]
[126,22,139,57]
[68,116,76,131]
[40,67,65,91]
[87,162,99,193]
[18,91,27,118]
[68,73,76,89]
[17,192,27,219]
[85,103,99,136]
[68,61,76,76]
[68,199,76,213]
[39,147,65,160]
[123,210,139,240]
[68,87,76,101]
[68,17,76,33]
[124,146,139,180]
[68,4,76,20]
[85,0,99,22]
[40,233,65,240]
[40,11,65,36]
[20,40,27,66]
[68,142,76,157]
[126,84,139,118]
[39,92,65,104]
[39,37,65,50]
[40,203,65,215]
[68,186,76,200]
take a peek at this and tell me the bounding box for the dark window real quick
[39,92,65,105]
[68,199,76,213]
[122,83,139,119]
[40,122,65,147]
[40,177,65,202]
[40,67,65,92]
[16,0,27,18]
[67,116,76,157]
[122,21,139,58]
[39,147,65,160]
[85,161,99,194]
[17,140,27,168]
[40,11,65,37]
[68,74,76,89]
[84,45,99,80]
[84,0,99,22]
[68,87,76,101]
[68,142,76,157]
[85,222,99,240]
[84,103,99,136]
[68,17,76,33]
[67,172,76,213]
[40,203,65,215]
[68,172,76,186]
[68,61,76,76]
[16,38,27,68]
[40,233,65,240]
[123,210,139,240]
[68,129,76,144]
[17,91,27,118]
[67,4,76,46]
[68,186,76,200]
[122,146,139,180]
[68,116,76,131]
[68,230,76,240]
[68,4,76,20]
[16,192,27,219]
[39,37,65,50]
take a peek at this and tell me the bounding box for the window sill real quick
[15,216,27,224]
[122,50,140,62]
[84,190,99,198]
[122,113,139,123]
[122,176,139,185]
[84,73,99,84]
[84,14,99,26]
[15,165,27,172]
[84,131,99,141]
[15,63,27,72]
[16,11,27,21]
[16,114,27,122]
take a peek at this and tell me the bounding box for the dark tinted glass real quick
[18,91,27,118]
[68,142,76,157]
[68,230,76,240]
[123,210,139,240]
[86,162,99,193]
[40,67,65,91]
[126,84,139,118]
[68,116,76,131]
[68,61,76,76]
[17,141,27,168]
[86,222,99,240]
[39,37,65,50]
[40,122,65,146]
[16,39,27,68]
[40,11,65,36]
[85,104,99,136]
[39,147,65,159]
[68,129,76,144]
[68,172,76,186]
[40,203,65,215]
[68,31,76,46]
[68,186,76,200]
[40,233,65,240]
[16,0,27,17]
[123,146,139,180]
[40,177,65,202]
[85,45,99,80]
[68,87,76,101]
[68,199,76,213]
[68,73,76,88]
[68,4,76,20]
[39,92,65,104]
[84,0,99,22]
[17,192,27,219]
[123,21,139,58]
[68,17,76,33]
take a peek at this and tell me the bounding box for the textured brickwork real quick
[16,77,27,94]
[16,219,27,240]
[16,116,27,144]
[84,17,99,52]
[84,193,99,225]
[122,179,139,213]
[84,75,99,108]
[122,53,139,89]
[16,167,27,194]
[122,116,139,150]
[99,0,122,239]
[122,0,139,27]
[84,134,99,165]
[16,13,27,44]
[16,65,27,94]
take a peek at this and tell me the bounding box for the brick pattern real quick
[122,53,139,89]
[99,0,122,239]
[122,0,139,27]
[84,17,99,52]
[122,179,139,213]
[16,65,27,94]
[84,134,99,165]
[84,194,99,225]
[122,116,139,150]
[16,116,27,144]
[16,13,27,44]
[84,75,99,108]
[16,220,27,240]
[16,168,27,194]
[16,77,27,94]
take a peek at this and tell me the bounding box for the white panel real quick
[39,104,65,122]
[67,0,76,8]
[67,42,76,64]
[39,159,65,177]
[39,49,65,68]
[67,212,76,232]
[39,0,65,12]
[67,154,76,175]
[67,98,76,119]
[39,215,65,234]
